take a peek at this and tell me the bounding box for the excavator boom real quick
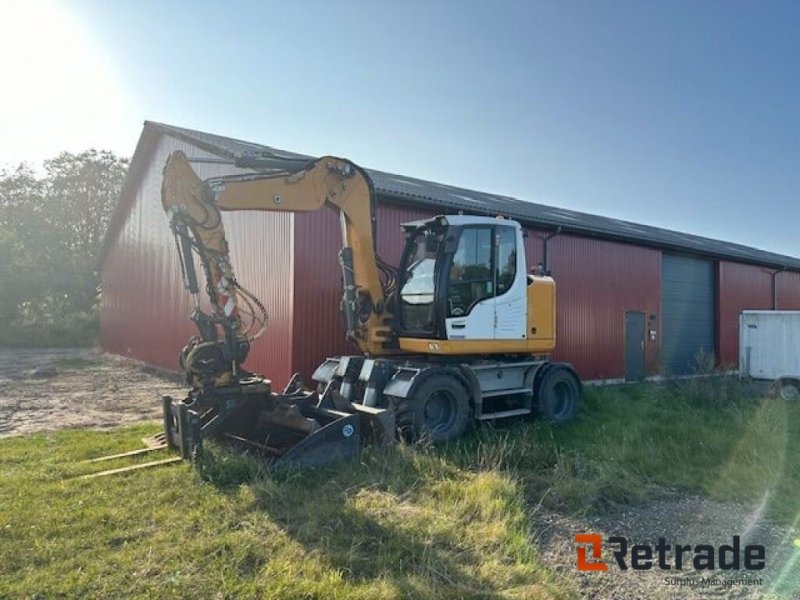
[161,151,395,356]
[158,151,397,468]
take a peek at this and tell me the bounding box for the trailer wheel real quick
[395,375,471,443]
[537,367,580,424]
[776,378,800,401]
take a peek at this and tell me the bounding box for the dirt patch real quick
[534,491,800,599]
[0,348,185,437]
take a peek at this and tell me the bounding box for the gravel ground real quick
[0,347,184,437]
[534,491,800,599]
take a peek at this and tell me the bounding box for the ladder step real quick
[477,408,532,420]
[481,387,532,398]
[469,362,540,370]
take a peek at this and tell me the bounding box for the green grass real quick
[443,377,800,522]
[1,378,798,598]
[0,425,567,599]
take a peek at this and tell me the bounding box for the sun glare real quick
[0,0,137,165]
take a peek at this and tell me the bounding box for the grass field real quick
[1,377,798,599]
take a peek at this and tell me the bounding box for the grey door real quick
[661,254,716,375]
[625,311,646,381]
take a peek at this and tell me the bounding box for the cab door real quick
[493,225,527,340]
[444,224,526,341]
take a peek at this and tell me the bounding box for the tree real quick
[0,150,128,345]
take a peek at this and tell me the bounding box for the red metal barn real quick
[100,122,800,388]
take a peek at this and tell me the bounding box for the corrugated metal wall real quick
[546,234,661,380]
[717,261,774,366]
[777,271,800,310]
[101,132,800,385]
[100,135,295,388]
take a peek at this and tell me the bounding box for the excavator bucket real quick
[161,375,393,469]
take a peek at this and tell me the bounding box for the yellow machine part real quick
[527,275,556,349]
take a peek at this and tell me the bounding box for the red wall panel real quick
[717,261,773,366]
[777,271,800,310]
[102,132,800,387]
[100,135,295,388]
[225,211,294,388]
[546,234,661,380]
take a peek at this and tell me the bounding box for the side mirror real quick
[424,232,438,253]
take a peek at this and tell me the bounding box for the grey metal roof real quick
[146,121,800,271]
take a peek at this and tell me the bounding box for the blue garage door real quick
[661,254,716,375]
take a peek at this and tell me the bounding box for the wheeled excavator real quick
[159,151,581,467]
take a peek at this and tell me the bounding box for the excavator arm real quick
[161,151,395,365]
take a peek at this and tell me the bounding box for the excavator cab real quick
[395,215,555,356]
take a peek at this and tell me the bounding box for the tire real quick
[395,374,471,443]
[536,367,581,424]
[777,378,800,401]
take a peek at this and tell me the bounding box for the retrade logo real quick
[575,534,766,572]
[575,534,608,571]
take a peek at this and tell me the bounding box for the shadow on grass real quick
[195,440,549,598]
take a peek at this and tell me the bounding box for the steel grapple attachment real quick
[162,375,393,469]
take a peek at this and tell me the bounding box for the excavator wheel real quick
[394,374,471,443]
[536,366,581,424]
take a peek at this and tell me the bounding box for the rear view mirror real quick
[425,232,439,253]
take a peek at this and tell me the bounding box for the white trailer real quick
[739,310,800,399]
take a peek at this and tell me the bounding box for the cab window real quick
[399,231,437,331]
[496,226,517,295]
[447,227,493,317]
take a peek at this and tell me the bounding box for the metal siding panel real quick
[661,254,716,374]
[100,135,294,388]
[717,261,773,365]
[777,272,800,310]
[112,137,783,385]
[548,235,661,380]
[290,201,435,382]
[225,210,294,388]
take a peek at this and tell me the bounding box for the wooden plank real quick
[78,457,182,480]
[80,445,168,464]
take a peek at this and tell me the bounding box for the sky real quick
[0,0,797,256]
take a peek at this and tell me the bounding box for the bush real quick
[0,150,127,347]
[668,350,754,409]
